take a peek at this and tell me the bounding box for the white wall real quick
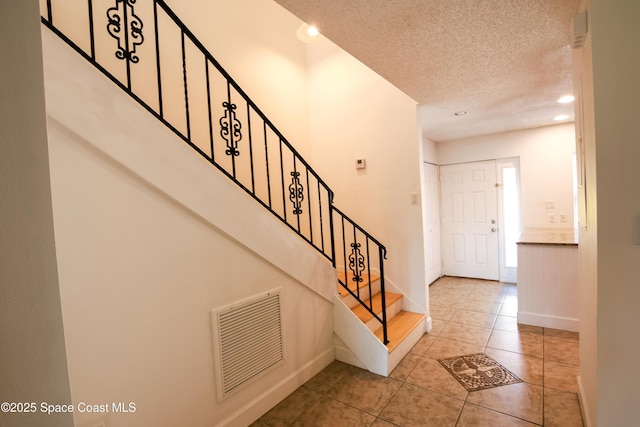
[0,2,73,426]
[166,0,313,158]
[422,136,438,164]
[572,1,597,424]
[43,25,334,427]
[574,0,640,425]
[306,40,428,314]
[437,124,577,229]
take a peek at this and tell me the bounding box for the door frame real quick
[437,158,521,282]
[496,157,521,283]
[422,161,442,284]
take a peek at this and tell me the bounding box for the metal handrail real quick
[40,0,388,345]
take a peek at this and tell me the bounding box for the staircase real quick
[335,270,425,375]
[40,0,425,377]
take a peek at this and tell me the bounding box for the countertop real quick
[516,228,579,246]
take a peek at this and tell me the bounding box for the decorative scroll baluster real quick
[288,171,304,215]
[42,0,386,345]
[106,0,144,63]
[348,242,365,283]
[220,101,242,157]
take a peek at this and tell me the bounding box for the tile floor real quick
[252,276,583,426]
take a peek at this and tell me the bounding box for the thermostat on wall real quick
[356,158,366,170]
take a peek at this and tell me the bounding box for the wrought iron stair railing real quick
[40,0,388,344]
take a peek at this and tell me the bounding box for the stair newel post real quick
[379,245,389,345]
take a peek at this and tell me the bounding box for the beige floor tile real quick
[487,329,543,358]
[325,367,402,415]
[450,309,497,328]
[430,304,457,321]
[430,291,469,306]
[304,361,360,394]
[503,284,518,296]
[425,337,485,360]
[493,315,519,332]
[469,288,505,303]
[457,403,539,426]
[405,356,468,400]
[370,418,396,427]
[520,324,544,335]
[484,347,543,386]
[256,386,321,426]
[503,294,518,306]
[544,327,579,341]
[409,333,437,355]
[543,388,584,427]
[441,321,492,347]
[389,352,422,381]
[378,383,463,426]
[291,396,375,426]
[266,277,585,426]
[499,302,518,317]
[544,360,579,393]
[465,382,543,425]
[544,336,580,366]
[429,318,446,336]
[465,298,503,314]
[440,296,471,309]
[467,292,504,305]
[495,316,544,335]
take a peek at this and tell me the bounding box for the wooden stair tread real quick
[375,311,426,353]
[351,292,403,322]
[337,272,380,297]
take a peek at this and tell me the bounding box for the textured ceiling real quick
[273,0,581,142]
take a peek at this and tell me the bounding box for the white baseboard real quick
[577,375,591,427]
[216,347,335,427]
[517,311,579,332]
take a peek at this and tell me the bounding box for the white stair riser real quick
[386,317,427,373]
[340,281,381,309]
[363,296,403,332]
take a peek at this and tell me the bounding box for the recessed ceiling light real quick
[557,95,575,104]
[554,114,570,121]
[453,111,468,117]
[296,23,321,43]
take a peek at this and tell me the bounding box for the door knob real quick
[491,228,497,232]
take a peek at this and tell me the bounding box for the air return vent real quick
[572,11,588,49]
[212,289,284,400]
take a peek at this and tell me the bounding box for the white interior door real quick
[440,160,499,280]
[423,162,441,284]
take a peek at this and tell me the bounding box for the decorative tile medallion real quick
[438,353,522,392]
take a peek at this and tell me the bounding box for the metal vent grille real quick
[572,11,588,49]
[212,289,284,399]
